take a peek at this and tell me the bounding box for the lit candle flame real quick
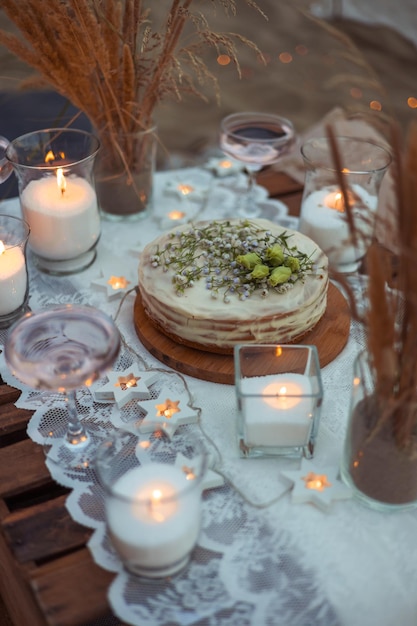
[116,373,140,390]
[302,471,331,492]
[177,183,194,195]
[182,465,196,481]
[0,240,5,255]
[156,399,180,419]
[324,188,356,213]
[168,210,186,221]
[219,159,232,169]
[107,275,130,290]
[45,150,65,164]
[150,488,166,522]
[56,168,66,196]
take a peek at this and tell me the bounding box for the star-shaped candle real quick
[91,272,132,300]
[204,156,244,177]
[138,390,199,438]
[175,453,225,491]
[164,180,208,203]
[280,458,352,512]
[94,365,159,408]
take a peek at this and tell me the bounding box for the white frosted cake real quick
[138,219,328,354]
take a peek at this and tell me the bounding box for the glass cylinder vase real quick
[95,424,208,578]
[0,128,101,275]
[0,214,30,328]
[340,350,417,511]
[299,136,391,273]
[95,126,157,221]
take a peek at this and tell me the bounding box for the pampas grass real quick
[328,122,417,450]
[0,0,265,160]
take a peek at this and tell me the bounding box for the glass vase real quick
[299,136,391,274]
[0,128,101,275]
[340,350,417,511]
[95,126,157,221]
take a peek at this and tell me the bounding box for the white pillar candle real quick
[106,463,202,577]
[20,173,100,261]
[299,184,377,269]
[242,373,314,447]
[0,241,27,316]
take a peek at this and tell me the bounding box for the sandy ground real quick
[0,1,416,165]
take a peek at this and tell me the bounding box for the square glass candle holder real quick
[234,344,323,459]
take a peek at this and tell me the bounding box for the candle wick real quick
[61,187,65,197]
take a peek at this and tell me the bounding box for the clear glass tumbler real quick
[0,128,101,275]
[95,424,208,578]
[0,214,30,328]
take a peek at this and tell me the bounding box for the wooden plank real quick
[0,383,23,407]
[0,440,51,498]
[257,168,303,198]
[257,169,303,217]
[0,507,47,626]
[0,404,32,437]
[32,549,117,626]
[2,494,91,563]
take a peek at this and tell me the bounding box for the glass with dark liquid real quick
[220,112,296,217]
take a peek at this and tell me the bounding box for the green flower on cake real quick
[251,264,270,280]
[236,252,262,269]
[285,256,300,273]
[150,220,317,301]
[269,266,292,286]
[265,244,285,266]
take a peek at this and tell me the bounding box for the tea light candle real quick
[0,241,27,316]
[106,463,201,576]
[299,184,377,268]
[205,157,244,177]
[20,172,100,261]
[164,181,207,203]
[242,374,314,447]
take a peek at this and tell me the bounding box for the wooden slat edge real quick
[32,548,117,626]
[0,440,51,498]
[2,494,91,563]
[0,523,47,626]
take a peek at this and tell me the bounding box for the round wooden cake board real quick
[133,282,351,385]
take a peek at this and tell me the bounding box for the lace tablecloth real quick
[1,167,417,626]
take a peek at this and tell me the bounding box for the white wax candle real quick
[242,373,313,447]
[106,463,201,576]
[299,184,377,269]
[0,242,27,316]
[20,174,100,260]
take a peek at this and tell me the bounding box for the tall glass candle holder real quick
[298,136,391,274]
[95,425,208,578]
[234,344,323,459]
[0,128,101,275]
[0,214,30,328]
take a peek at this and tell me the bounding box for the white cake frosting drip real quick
[138,218,329,352]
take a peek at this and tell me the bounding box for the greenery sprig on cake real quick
[150,220,319,301]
